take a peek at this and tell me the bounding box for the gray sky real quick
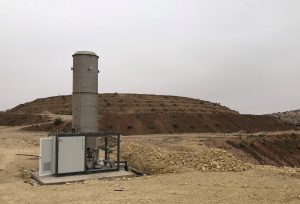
[0,0,299,114]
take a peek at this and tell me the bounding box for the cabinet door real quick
[58,136,85,174]
[39,137,55,176]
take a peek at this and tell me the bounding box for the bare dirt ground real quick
[0,127,299,203]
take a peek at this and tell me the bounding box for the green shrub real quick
[54,118,63,126]
[149,125,155,129]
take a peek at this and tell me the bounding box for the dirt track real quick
[0,127,299,203]
[1,168,300,204]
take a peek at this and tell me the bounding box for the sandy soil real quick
[0,127,299,203]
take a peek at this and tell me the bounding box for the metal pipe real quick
[55,133,59,176]
[104,136,108,161]
[117,134,120,170]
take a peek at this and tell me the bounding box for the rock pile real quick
[271,109,300,126]
[121,143,252,175]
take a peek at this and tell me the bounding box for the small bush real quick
[127,125,133,129]
[173,124,178,128]
[54,118,63,126]
[149,125,155,129]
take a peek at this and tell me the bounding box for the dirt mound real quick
[7,93,238,115]
[6,93,295,134]
[121,143,252,175]
[22,112,294,134]
[0,113,50,126]
[203,133,300,167]
[98,113,293,135]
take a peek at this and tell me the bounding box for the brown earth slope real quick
[4,93,296,134]
[8,93,238,115]
[0,113,50,126]
[203,133,300,167]
[22,113,293,135]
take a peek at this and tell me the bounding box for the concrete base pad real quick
[31,171,135,185]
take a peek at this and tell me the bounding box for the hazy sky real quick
[0,0,299,114]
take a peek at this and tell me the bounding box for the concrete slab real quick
[31,171,135,185]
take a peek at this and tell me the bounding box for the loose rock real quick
[120,143,252,175]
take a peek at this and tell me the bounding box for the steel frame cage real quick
[48,132,121,176]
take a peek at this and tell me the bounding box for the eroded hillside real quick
[2,94,295,134]
[8,93,238,115]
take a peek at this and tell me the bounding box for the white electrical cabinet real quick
[39,136,85,176]
[58,136,85,174]
[39,137,55,176]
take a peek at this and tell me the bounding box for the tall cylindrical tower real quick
[72,51,99,149]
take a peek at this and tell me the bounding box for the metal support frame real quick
[49,132,121,176]
[104,136,108,161]
[117,133,120,170]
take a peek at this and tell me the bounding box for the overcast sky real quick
[0,0,299,114]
